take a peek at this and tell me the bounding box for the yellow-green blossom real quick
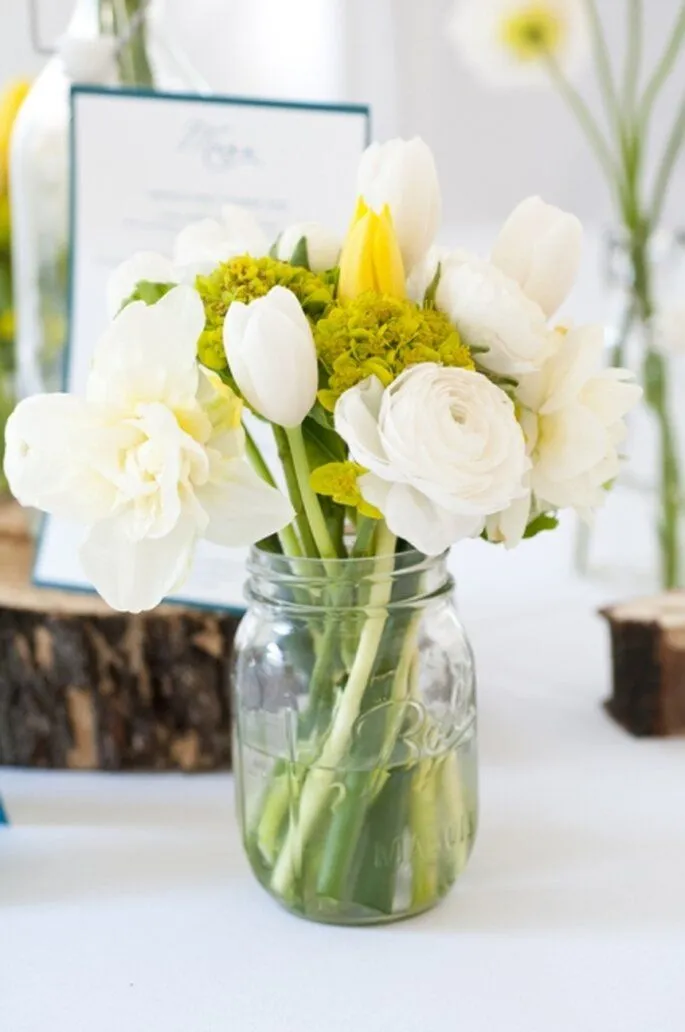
[314,293,473,411]
[500,5,562,61]
[195,255,333,373]
[310,461,382,519]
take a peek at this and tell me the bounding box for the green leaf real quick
[289,236,311,270]
[302,414,346,469]
[523,513,559,540]
[308,400,336,431]
[423,261,442,309]
[121,280,175,311]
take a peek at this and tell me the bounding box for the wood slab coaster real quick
[601,592,685,737]
[0,501,239,770]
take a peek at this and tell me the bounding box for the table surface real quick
[2,520,685,1032]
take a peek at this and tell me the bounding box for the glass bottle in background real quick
[575,230,685,592]
[10,0,207,399]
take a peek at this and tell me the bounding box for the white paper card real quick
[34,86,369,612]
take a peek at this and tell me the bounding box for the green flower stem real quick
[314,613,421,902]
[352,516,378,558]
[409,760,440,909]
[582,0,623,143]
[285,425,342,560]
[100,0,155,87]
[638,1,685,134]
[650,91,685,227]
[270,523,397,898]
[623,0,643,119]
[243,424,303,559]
[272,426,318,557]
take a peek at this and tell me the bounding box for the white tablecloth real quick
[2,523,685,1032]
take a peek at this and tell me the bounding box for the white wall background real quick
[1,0,684,230]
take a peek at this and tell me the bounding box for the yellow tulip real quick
[0,79,31,195]
[338,198,406,300]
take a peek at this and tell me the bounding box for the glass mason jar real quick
[576,229,685,592]
[10,0,206,399]
[232,546,478,925]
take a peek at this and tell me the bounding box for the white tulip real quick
[516,324,642,512]
[106,204,269,318]
[448,0,590,88]
[491,197,583,317]
[357,137,441,273]
[431,251,553,377]
[276,222,341,272]
[224,286,318,428]
[58,33,119,85]
[4,286,294,613]
[335,365,529,555]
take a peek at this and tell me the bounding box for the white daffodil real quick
[276,222,342,273]
[357,137,441,274]
[106,204,269,317]
[516,324,642,513]
[4,286,294,612]
[448,0,590,87]
[224,286,318,428]
[335,365,529,555]
[491,196,583,318]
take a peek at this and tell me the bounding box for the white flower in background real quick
[335,365,529,555]
[357,137,441,274]
[276,222,341,272]
[224,286,319,428]
[448,0,590,87]
[652,304,685,356]
[106,204,269,317]
[4,287,294,613]
[516,324,642,513]
[57,32,119,85]
[491,196,583,317]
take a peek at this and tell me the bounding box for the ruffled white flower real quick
[357,137,441,274]
[335,365,529,555]
[275,222,341,273]
[4,287,294,612]
[448,0,590,88]
[516,324,642,513]
[224,286,319,428]
[491,196,583,318]
[106,205,269,318]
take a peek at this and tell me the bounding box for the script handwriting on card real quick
[179,119,261,173]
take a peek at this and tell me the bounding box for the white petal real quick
[492,196,583,317]
[4,394,119,522]
[485,492,532,549]
[88,286,204,410]
[79,513,197,613]
[334,377,394,478]
[276,222,341,272]
[199,460,295,547]
[106,252,177,319]
[220,205,269,255]
[361,476,483,555]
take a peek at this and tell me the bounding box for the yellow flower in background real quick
[448,0,589,86]
[0,79,30,195]
[338,199,406,301]
[310,462,382,519]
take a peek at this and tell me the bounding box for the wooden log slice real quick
[0,502,239,770]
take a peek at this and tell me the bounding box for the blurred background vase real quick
[9,0,206,401]
[577,228,685,592]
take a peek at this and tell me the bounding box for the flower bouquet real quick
[4,137,639,923]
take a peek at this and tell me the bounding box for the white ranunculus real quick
[448,0,590,88]
[335,365,530,555]
[432,252,553,377]
[516,324,642,512]
[106,204,269,318]
[357,137,441,274]
[276,222,341,272]
[4,286,294,613]
[224,286,318,428]
[491,197,583,317]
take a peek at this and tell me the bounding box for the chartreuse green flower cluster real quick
[313,292,474,411]
[195,255,333,372]
[310,461,381,519]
